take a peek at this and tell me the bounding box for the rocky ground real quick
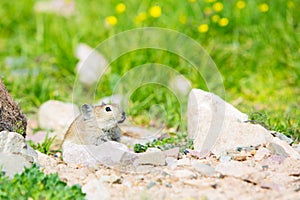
[37,144,300,200]
[1,88,300,199]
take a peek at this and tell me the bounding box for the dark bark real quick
[0,78,27,137]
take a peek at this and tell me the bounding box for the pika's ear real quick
[81,104,93,120]
[101,102,106,106]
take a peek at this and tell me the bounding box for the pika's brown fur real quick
[63,103,125,146]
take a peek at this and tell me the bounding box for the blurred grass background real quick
[0,0,299,139]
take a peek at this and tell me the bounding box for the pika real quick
[63,103,126,146]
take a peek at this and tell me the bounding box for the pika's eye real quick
[105,106,112,112]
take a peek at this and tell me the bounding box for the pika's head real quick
[81,103,126,129]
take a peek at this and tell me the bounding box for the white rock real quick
[38,100,79,141]
[192,161,216,177]
[62,141,137,169]
[0,153,31,178]
[37,151,58,168]
[173,169,196,179]
[134,150,166,166]
[187,89,273,156]
[0,131,38,177]
[169,75,192,96]
[0,131,38,163]
[82,178,110,200]
[75,43,108,86]
[163,147,180,159]
[34,0,75,17]
[254,147,271,161]
[215,161,257,178]
[166,157,178,169]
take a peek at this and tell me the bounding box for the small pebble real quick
[147,181,156,189]
[250,149,256,156]
[219,155,232,162]
[183,149,190,155]
[262,165,269,170]
[165,182,172,188]
[234,155,247,161]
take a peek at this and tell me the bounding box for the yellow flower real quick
[149,5,162,18]
[259,3,269,12]
[212,2,224,12]
[134,12,147,24]
[219,17,229,27]
[212,14,220,23]
[198,24,209,33]
[205,0,217,3]
[105,16,118,26]
[116,3,126,13]
[179,15,187,24]
[287,1,295,8]
[236,1,246,10]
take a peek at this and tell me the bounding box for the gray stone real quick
[293,144,300,154]
[192,162,216,177]
[270,137,300,160]
[75,43,108,86]
[270,131,293,145]
[187,89,273,157]
[268,143,288,157]
[0,153,31,178]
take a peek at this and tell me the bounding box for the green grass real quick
[0,165,85,199]
[0,0,299,140]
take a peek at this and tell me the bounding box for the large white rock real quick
[63,141,138,170]
[75,43,108,86]
[63,141,169,171]
[169,75,192,96]
[188,89,273,156]
[38,100,79,132]
[38,100,79,146]
[0,153,31,178]
[215,161,257,179]
[0,131,38,177]
[34,0,75,17]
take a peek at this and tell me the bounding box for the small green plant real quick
[134,132,193,153]
[28,133,55,155]
[13,120,25,136]
[248,111,299,141]
[0,164,85,200]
